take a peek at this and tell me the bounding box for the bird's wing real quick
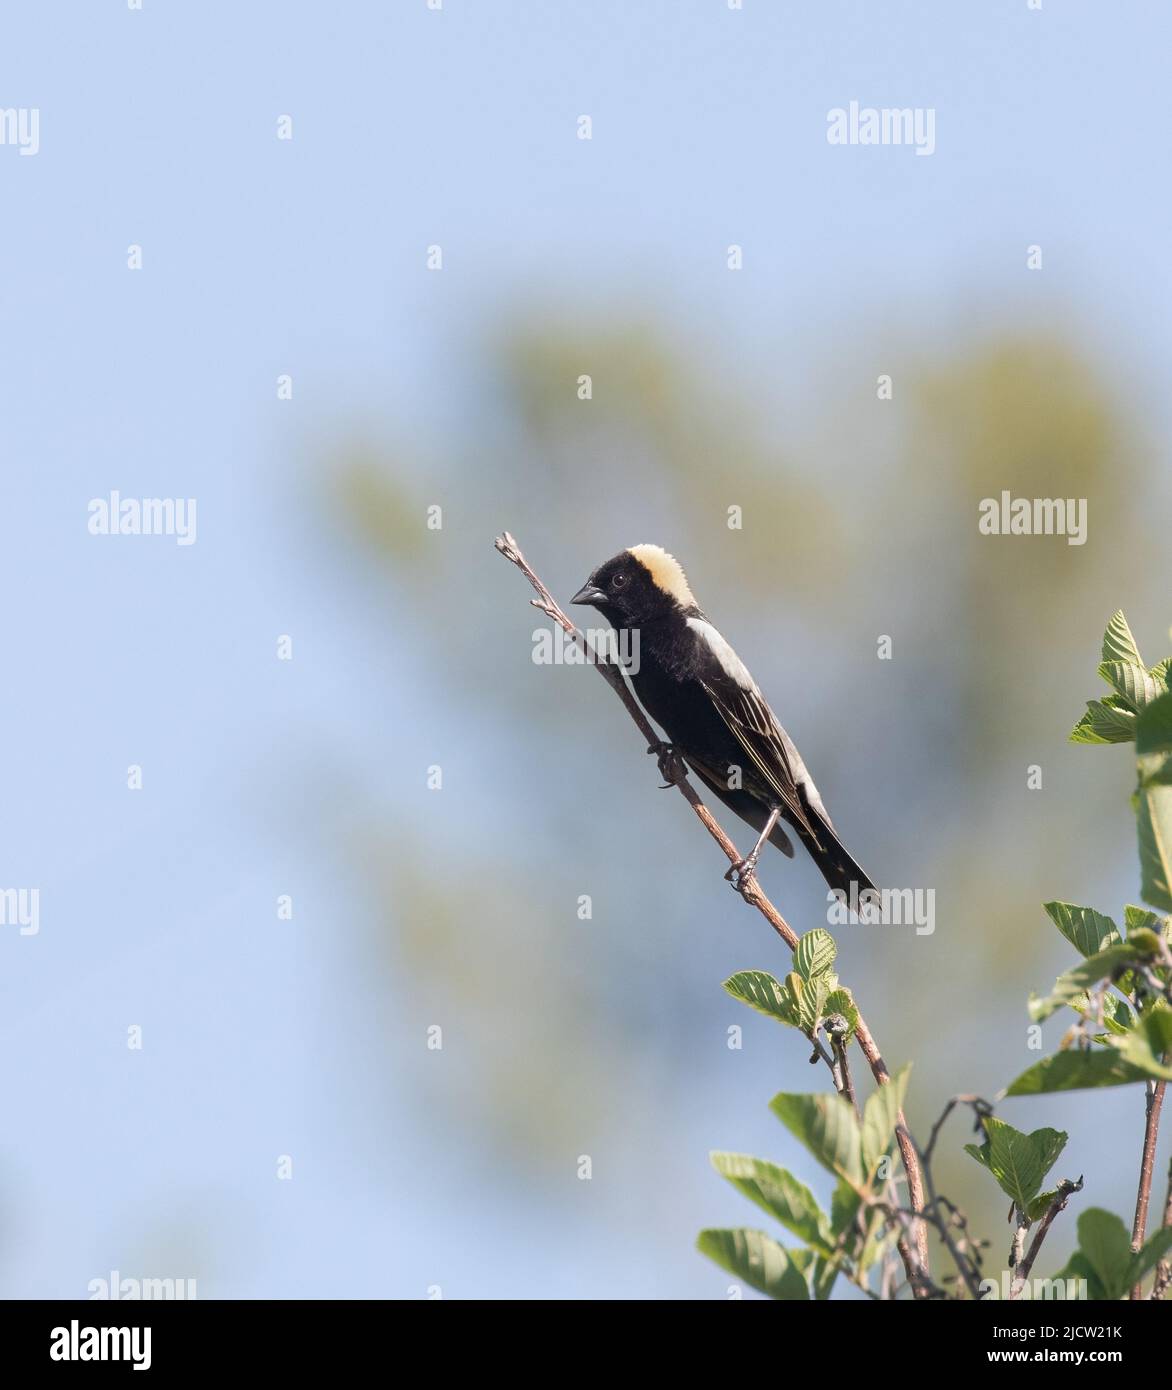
[684,753,797,857]
[700,679,826,844]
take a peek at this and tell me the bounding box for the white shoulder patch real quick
[628,544,695,608]
[687,617,756,689]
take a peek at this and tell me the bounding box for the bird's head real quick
[571,544,696,627]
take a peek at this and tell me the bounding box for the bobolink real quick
[572,545,876,896]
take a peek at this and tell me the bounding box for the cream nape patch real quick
[628,544,695,608]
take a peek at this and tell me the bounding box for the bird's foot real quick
[724,852,762,891]
[648,741,686,788]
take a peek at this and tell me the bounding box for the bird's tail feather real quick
[795,818,877,902]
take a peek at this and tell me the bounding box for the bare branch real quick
[826,1017,859,1114]
[1014,1176,1084,1295]
[1152,1154,1172,1300]
[1130,1078,1166,1299]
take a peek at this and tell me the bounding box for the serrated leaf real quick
[697,1228,810,1300]
[1149,656,1172,689]
[1028,944,1140,1022]
[963,1117,1066,1211]
[710,1152,832,1252]
[1124,904,1165,937]
[723,970,799,1027]
[1069,699,1137,745]
[861,1063,911,1181]
[823,987,859,1038]
[793,929,837,982]
[1042,902,1120,956]
[1102,611,1144,667]
[770,1091,863,1187]
[1005,1049,1151,1095]
[793,971,827,1036]
[1076,1209,1133,1301]
[1098,661,1160,711]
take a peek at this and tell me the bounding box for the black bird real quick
[571,544,876,898]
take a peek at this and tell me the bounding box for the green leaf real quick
[697,1228,809,1300]
[793,929,837,982]
[793,971,827,1036]
[963,1117,1067,1211]
[1126,927,1165,954]
[723,970,799,1027]
[1137,781,1172,912]
[1075,1209,1133,1301]
[861,1064,911,1181]
[1149,655,1172,689]
[1027,1189,1058,1221]
[770,1091,863,1187]
[1099,661,1161,711]
[1005,1049,1151,1095]
[829,1179,862,1238]
[1069,699,1137,745]
[823,986,859,1038]
[1114,1011,1172,1081]
[1136,692,1172,912]
[1124,904,1165,937]
[1069,991,1134,1035]
[1129,1227,1172,1288]
[1042,902,1120,956]
[1028,944,1140,1022]
[1102,610,1144,668]
[1136,689,1172,756]
[810,1255,838,1301]
[709,1152,832,1252]
[1052,1251,1104,1300]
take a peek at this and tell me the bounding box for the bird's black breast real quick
[625,619,741,766]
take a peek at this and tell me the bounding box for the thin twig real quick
[828,1023,859,1114]
[1152,1155,1172,1300]
[1007,1212,1030,1296]
[923,1094,990,1169]
[1130,1078,1166,1298]
[495,531,931,1289]
[1014,1176,1084,1295]
[910,1096,995,1300]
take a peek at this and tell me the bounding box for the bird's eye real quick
[611,573,627,590]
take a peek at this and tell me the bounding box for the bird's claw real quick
[648,741,686,788]
[724,855,761,891]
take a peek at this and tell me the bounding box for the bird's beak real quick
[570,582,607,608]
